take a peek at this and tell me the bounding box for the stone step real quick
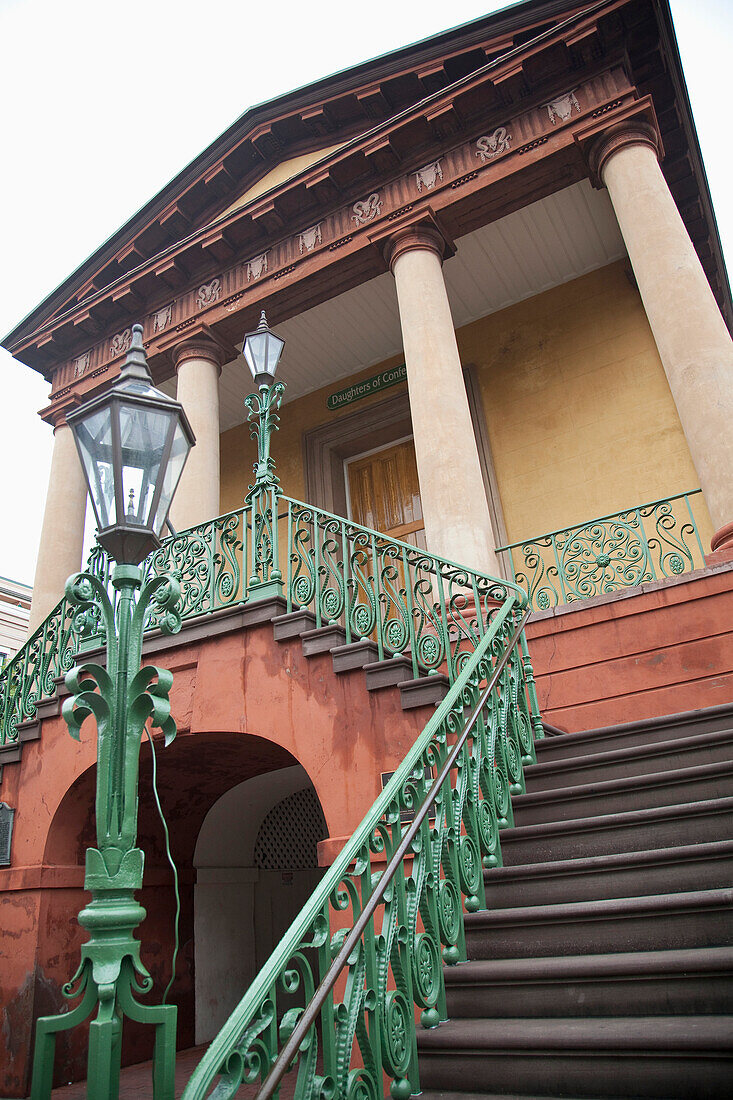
[524,727,733,792]
[483,840,733,907]
[443,946,733,1018]
[511,760,733,827]
[533,702,733,764]
[462,888,733,959]
[420,1093,616,1100]
[500,797,733,865]
[416,1015,733,1098]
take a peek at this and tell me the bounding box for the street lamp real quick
[242,312,287,600]
[31,325,194,1100]
[243,310,286,498]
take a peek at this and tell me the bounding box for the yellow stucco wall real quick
[457,260,712,548]
[219,260,711,550]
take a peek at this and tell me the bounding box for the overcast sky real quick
[1,0,731,586]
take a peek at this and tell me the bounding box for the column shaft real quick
[600,137,733,544]
[389,229,500,576]
[28,423,87,633]
[170,342,223,531]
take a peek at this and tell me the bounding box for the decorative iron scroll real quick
[497,491,707,611]
[0,487,703,747]
[180,597,538,1100]
[285,498,507,683]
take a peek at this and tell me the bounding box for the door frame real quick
[302,367,508,564]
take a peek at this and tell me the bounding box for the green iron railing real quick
[497,489,707,611]
[0,492,530,744]
[180,588,538,1100]
[1,479,542,1099]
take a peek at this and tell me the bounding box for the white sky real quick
[0,0,731,585]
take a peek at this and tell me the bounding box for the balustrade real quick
[497,490,706,611]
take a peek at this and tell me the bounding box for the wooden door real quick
[347,438,426,549]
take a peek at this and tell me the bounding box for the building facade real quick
[1,0,732,1096]
[0,575,31,667]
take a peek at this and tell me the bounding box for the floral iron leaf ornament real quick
[31,565,183,1100]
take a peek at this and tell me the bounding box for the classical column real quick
[169,336,224,531]
[28,419,87,633]
[386,225,500,576]
[593,123,733,554]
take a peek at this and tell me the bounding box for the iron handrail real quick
[253,610,529,1100]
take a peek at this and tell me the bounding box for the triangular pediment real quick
[7,2,571,352]
[206,142,348,227]
[6,0,730,374]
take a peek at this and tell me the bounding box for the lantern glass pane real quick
[243,330,285,380]
[118,403,174,527]
[73,408,116,529]
[243,330,268,379]
[264,331,285,376]
[151,421,190,536]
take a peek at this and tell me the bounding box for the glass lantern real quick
[241,310,285,387]
[67,325,195,564]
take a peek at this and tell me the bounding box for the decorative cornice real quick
[40,67,639,410]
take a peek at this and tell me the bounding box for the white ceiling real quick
[162,179,626,432]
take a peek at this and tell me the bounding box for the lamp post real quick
[241,311,287,598]
[31,325,195,1100]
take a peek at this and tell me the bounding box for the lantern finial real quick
[119,323,153,387]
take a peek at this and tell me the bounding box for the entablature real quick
[41,67,645,425]
[7,0,729,406]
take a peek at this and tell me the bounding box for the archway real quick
[193,764,327,1042]
[37,729,309,1083]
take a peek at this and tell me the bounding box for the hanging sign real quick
[327,363,407,410]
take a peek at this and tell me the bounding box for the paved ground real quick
[48,1046,301,1099]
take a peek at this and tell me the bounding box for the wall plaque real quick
[0,802,15,866]
[327,363,407,410]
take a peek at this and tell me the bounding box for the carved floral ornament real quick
[545,90,581,124]
[352,193,382,225]
[196,278,221,309]
[110,328,132,356]
[475,126,511,161]
[414,160,443,192]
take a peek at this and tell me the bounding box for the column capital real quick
[572,95,663,187]
[385,224,447,271]
[172,335,226,374]
[589,121,661,185]
[39,393,84,430]
[157,321,234,373]
[370,209,455,272]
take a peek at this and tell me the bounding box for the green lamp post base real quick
[31,847,177,1100]
[30,564,183,1100]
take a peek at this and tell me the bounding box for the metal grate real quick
[254,787,327,870]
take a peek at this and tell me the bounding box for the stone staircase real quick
[416,703,733,1099]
